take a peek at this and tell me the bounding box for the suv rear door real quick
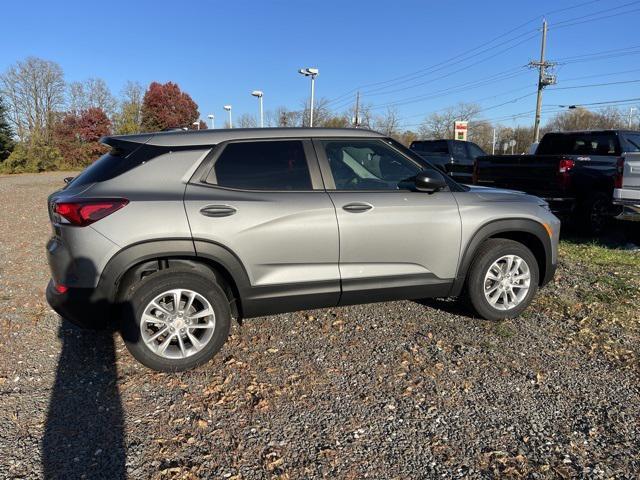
[314,137,461,305]
[184,138,340,314]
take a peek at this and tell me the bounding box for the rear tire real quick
[465,239,539,321]
[120,268,231,372]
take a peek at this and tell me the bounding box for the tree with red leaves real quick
[54,107,111,168]
[140,82,200,132]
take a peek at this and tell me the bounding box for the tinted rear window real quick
[210,140,312,190]
[536,132,620,156]
[410,140,449,154]
[68,144,166,188]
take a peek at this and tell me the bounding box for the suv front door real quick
[184,139,340,316]
[314,138,461,305]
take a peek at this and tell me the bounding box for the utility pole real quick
[492,128,496,155]
[530,19,556,143]
[628,107,636,128]
[354,91,361,127]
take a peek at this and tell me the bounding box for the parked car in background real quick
[409,139,487,183]
[473,130,638,233]
[46,128,559,372]
[613,132,640,221]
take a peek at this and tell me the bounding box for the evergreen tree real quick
[0,95,14,161]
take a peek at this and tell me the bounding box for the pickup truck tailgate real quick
[475,155,563,197]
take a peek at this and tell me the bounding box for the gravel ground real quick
[1,171,639,479]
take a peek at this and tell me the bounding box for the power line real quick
[325,0,615,106]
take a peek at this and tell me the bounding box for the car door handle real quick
[199,205,237,217]
[342,202,373,213]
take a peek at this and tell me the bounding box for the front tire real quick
[120,269,231,372]
[466,239,539,321]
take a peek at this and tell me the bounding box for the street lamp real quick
[193,121,200,130]
[298,67,319,127]
[224,105,232,128]
[251,90,264,128]
[207,114,215,129]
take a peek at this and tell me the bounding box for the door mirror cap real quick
[414,170,447,193]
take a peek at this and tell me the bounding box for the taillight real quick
[53,199,128,226]
[615,157,625,189]
[558,158,575,174]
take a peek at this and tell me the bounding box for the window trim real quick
[193,137,325,192]
[313,137,449,193]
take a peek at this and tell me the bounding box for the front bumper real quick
[46,279,110,329]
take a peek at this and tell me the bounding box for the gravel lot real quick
[1,171,639,479]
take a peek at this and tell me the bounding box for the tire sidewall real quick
[468,241,539,321]
[121,271,231,372]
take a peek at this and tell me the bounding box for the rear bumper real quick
[613,201,640,221]
[46,279,110,329]
[613,188,640,221]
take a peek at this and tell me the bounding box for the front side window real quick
[322,139,422,190]
[211,140,312,190]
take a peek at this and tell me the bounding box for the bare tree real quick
[300,98,332,127]
[0,57,65,142]
[273,106,301,127]
[418,102,481,139]
[237,113,257,128]
[373,107,400,136]
[67,78,116,118]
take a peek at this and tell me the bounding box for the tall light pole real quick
[628,107,637,128]
[207,114,215,129]
[298,67,319,127]
[251,90,264,127]
[224,105,232,128]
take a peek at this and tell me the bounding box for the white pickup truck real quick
[613,132,640,221]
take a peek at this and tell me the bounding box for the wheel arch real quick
[98,239,251,319]
[450,218,554,297]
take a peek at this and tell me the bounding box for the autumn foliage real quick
[54,107,111,169]
[141,82,200,132]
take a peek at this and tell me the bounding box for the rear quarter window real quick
[68,144,167,188]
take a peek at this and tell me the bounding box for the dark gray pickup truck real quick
[410,139,487,183]
[473,130,637,233]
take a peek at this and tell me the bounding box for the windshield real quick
[410,140,449,154]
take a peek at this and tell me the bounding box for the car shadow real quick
[414,297,476,319]
[41,259,131,480]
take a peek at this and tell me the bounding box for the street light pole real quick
[207,114,215,129]
[298,68,319,127]
[224,105,232,128]
[628,107,637,128]
[251,90,264,127]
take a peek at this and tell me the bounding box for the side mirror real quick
[414,170,447,193]
[63,176,74,185]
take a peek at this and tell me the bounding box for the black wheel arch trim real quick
[450,218,556,297]
[97,238,253,313]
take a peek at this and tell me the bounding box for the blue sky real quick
[2,0,640,128]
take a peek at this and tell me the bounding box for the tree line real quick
[0,56,636,174]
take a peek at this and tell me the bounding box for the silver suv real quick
[46,128,559,371]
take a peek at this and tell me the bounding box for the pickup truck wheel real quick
[120,269,231,372]
[466,239,539,321]
[581,192,611,235]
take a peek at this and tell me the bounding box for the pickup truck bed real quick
[474,130,633,232]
